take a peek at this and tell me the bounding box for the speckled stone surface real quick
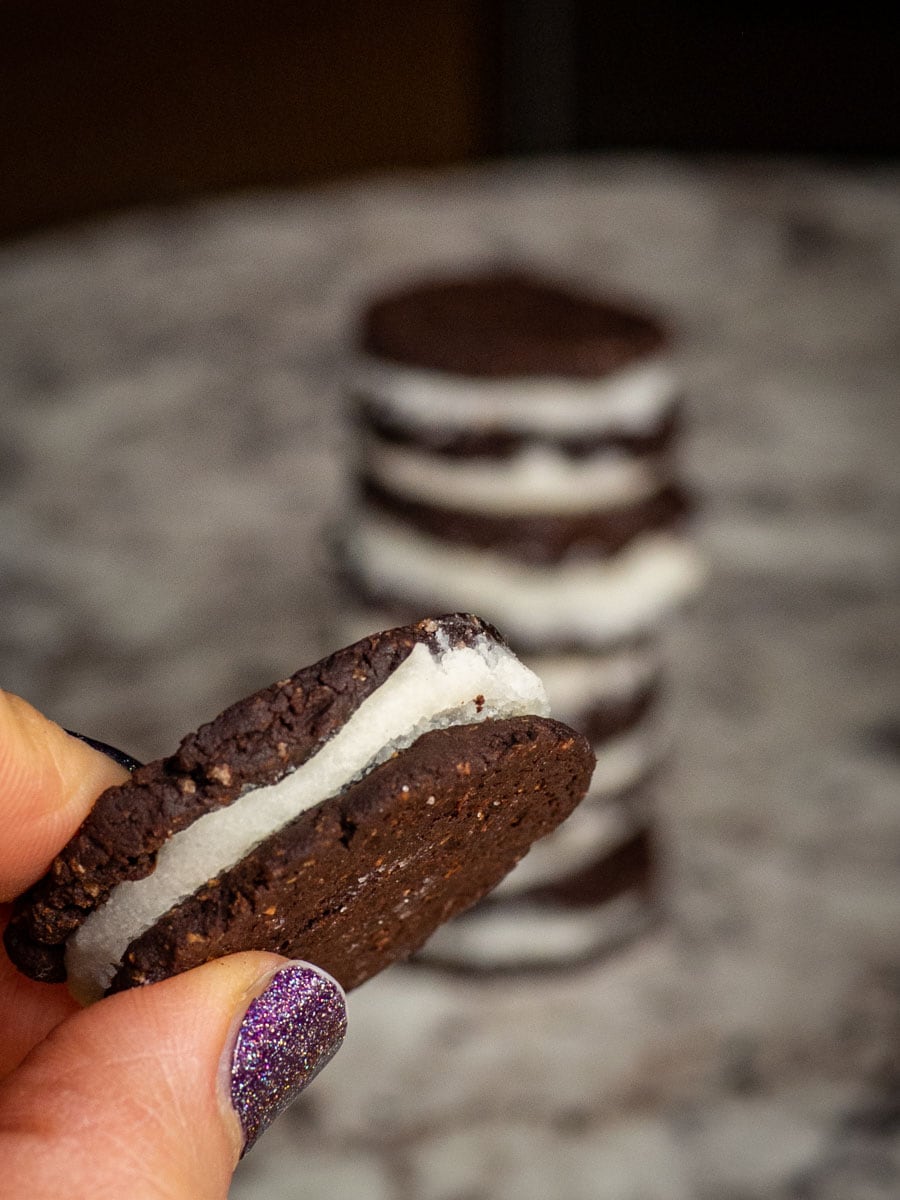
[1,156,898,1199]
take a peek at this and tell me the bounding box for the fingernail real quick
[65,729,143,773]
[230,962,347,1153]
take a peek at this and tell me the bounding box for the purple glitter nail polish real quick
[230,962,347,1152]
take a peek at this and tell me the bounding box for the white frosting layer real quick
[492,802,636,898]
[419,891,650,967]
[67,631,548,1003]
[346,515,704,645]
[354,355,678,436]
[364,436,665,514]
[527,645,660,720]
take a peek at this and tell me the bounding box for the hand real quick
[0,690,347,1198]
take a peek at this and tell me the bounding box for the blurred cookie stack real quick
[340,273,703,971]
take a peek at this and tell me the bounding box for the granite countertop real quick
[1,156,897,1199]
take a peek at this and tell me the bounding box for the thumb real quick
[0,690,131,901]
[0,952,347,1199]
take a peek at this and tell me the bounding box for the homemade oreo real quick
[4,615,594,1003]
[344,272,702,650]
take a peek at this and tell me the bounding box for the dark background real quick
[1,0,897,238]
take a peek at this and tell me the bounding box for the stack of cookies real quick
[340,273,703,970]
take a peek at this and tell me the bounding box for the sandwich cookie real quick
[344,272,703,649]
[4,615,594,1004]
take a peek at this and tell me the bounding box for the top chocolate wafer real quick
[360,273,668,378]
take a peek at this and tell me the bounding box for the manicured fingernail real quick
[65,730,143,773]
[230,962,347,1153]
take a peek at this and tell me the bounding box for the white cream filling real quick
[526,645,660,718]
[346,515,705,644]
[492,802,636,898]
[363,436,665,514]
[67,632,548,1003]
[353,355,678,437]
[419,891,650,966]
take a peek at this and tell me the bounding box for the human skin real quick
[0,690,344,1199]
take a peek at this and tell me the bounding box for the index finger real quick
[0,691,131,902]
